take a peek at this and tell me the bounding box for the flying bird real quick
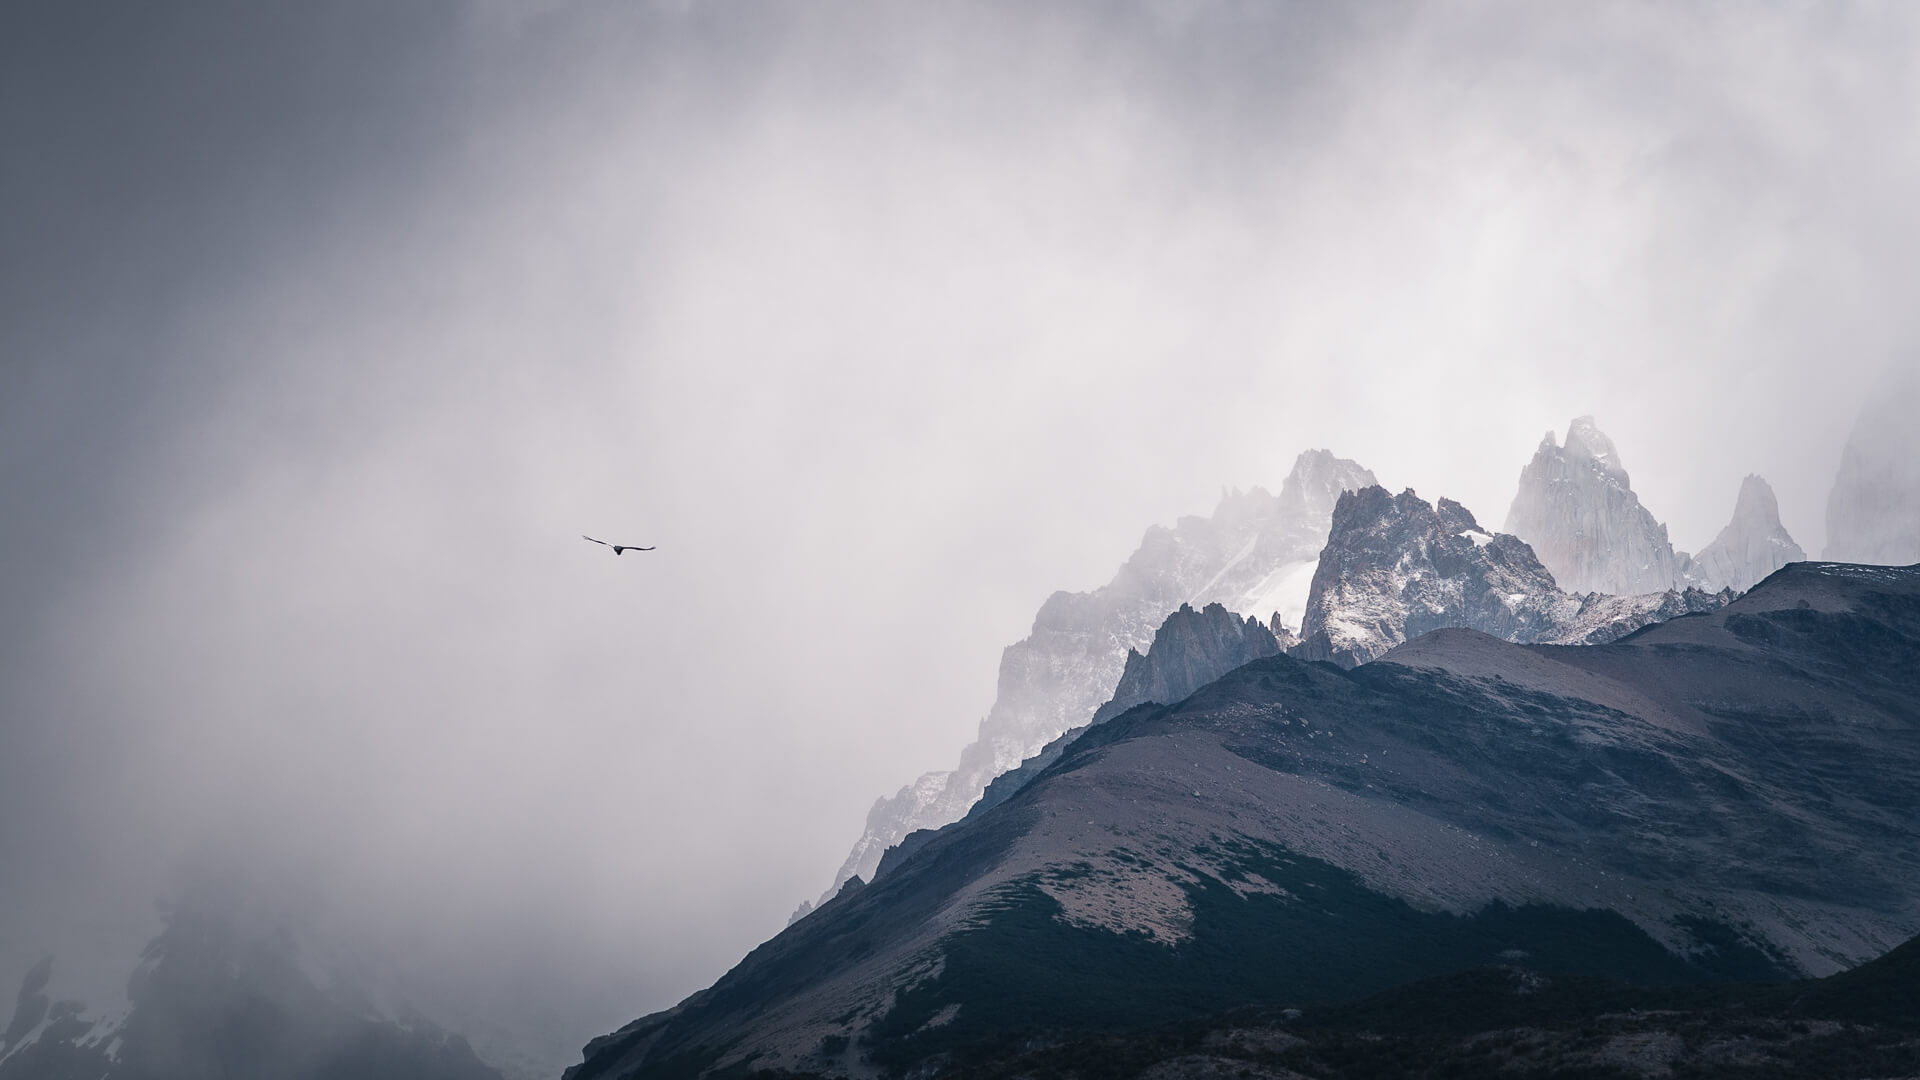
[583,535,655,555]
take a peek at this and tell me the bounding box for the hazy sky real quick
[4,1,1918,1073]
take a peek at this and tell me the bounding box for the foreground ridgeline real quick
[567,561,1920,1079]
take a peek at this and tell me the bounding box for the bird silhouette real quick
[583,535,655,555]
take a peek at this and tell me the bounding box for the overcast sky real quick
[4,1,1918,1074]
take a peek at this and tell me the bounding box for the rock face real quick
[1690,475,1806,592]
[961,603,1282,826]
[1504,417,1686,597]
[0,901,504,1080]
[565,563,1920,1080]
[1826,374,1920,565]
[825,451,1375,895]
[1296,486,1732,667]
[1090,604,1282,726]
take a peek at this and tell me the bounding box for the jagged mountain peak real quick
[1562,415,1628,481]
[1689,473,1805,593]
[1091,602,1279,726]
[1299,485,1569,667]
[1731,473,1783,527]
[1504,416,1680,596]
[1277,449,1378,521]
[961,601,1285,825]
[1299,484,1730,667]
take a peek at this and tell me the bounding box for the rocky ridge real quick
[1092,604,1283,726]
[1297,485,1733,667]
[957,602,1282,829]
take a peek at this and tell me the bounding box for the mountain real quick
[565,561,1920,1079]
[1295,485,1732,667]
[1504,417,1812,596]
[825,451,1376,895]
[1689,474,1806,592]
[0,900,504,1080]
[1825,372,1920,565]
[1503,417,1687,596]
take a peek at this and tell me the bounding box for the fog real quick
[4,1,1918,1074]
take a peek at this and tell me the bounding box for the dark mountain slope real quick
[945,930,1920,1079]
[567,563,1920,1080]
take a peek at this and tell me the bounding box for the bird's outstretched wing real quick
[616,546,656,553]
[583,535,611,547]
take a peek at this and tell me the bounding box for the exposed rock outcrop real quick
[1298,486,1732,667]
[1090,604,1282,725]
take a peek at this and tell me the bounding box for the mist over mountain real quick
[1503,418,1688,596]
[1825,373,1920,566]
[1690,474,1807,592]
[566,562,1920,1078]
[826,451,1375,896]
[958,601,1285,832]
[1503,417,1814,602]
[825,416,1835,944]
[0,893,504,1080]
[9,2,1920,1079]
